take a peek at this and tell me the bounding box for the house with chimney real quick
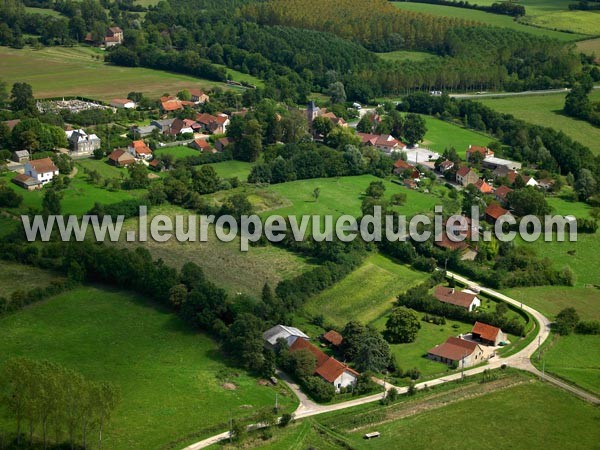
[466,145,494,163]
[455,167,479,187]
[428,336,485,368]
[66,129,101,155]
[358,133,407,154]
[128,140,153,160]
[104,27,123,47]
[471,322,507,346]
[13,157,59,190]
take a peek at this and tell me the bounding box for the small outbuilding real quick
[471,321,506,346]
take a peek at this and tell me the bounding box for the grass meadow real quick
[0,285,297,450]
[577,37,600,56]
[537,334,600,397]
[420,116,494,158]
[477,90,600,154]
[0,261,65,298]
[303,253,429,327]
[154,145,200,160]
[0,46,228,101]
[208,160,255,180]
[391,2,585,41]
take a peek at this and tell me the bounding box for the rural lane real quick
[182,271,599,450]
[449,85,600,99]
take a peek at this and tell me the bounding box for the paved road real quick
[449,85,600,99]
[182,271,599,449]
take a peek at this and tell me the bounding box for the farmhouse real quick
[428,336,485,368]
[289,338,359,391]
[393,159,419,178]
[128,140,153,160]
[104,26,123,47]
[438,159,455,172]
[455,167,479,187]
[131,125,158,138]
[263,325,309,348]
[358,133,407,154]
[196,113,230,134]
[466,145,494,162]
[322,330,343,347]
[14,157,60,189]
[12,173,41,191]
[434,286,481,312]
[66,129,101,155]
[471,322,507,346]
[474,179,493,194]
[160,97,184,112]
[110,98,136,109]
[108,149,135,167]
[12,150,30,164]
[494,185,512,205]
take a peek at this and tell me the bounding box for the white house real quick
[24,157,59,186]
[128,140,153,160]
[110,98,136,109]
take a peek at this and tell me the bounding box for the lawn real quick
[76,158,128,179]
[154,145,200,160]
[264,175,440,219]
[0,46,227,101]
[303,253,429,327]
[0,170,144,216]
[0,285,298,450]
[208,160,254,180]
[0,261,66,298]
[391,2,585,41]
[478,91,600,154]
[503,286,600,321]
[420,116,495,158]
[537,334,600,396]
[117,205,314,297]
[376,50,439,62]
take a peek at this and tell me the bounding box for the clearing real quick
[0,285,297,450]
[0,261,66,298]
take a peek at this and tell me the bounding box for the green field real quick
[154,145,200,160]
[251,379,600,449]
[391,2,585,41]
[118,205,314,297]
[0,169,143,215]
[24,6,62,16]
[264,175,440,219]
[504,286,600,321]
[304,253,429,327]
[421,116,495,158]
[0,285,297,450]
[377,50,439,62]
[547,195,593,218]
[213,64,265,88]
[0,46,227,101]
[478,91,600,154]
[0,261,65,298]
[522,10,600,36]
[208,160,255,180]
[538,334,600,396]
[76,158,128,178]
[577,37,600,56]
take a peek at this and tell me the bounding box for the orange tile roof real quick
[485,203,509,220]
[472,322,501,342]
[475,179,493,194]
[434,286,477,309]
[29,157,58,174]
[289,338,329,368]
[495,185,512,201]
[316,357,358,383]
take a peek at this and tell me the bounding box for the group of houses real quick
[84,26,124,48]
[107,140,153,168]
[263,325,359,391]
[426,285,507,368]
[159,91,210,113]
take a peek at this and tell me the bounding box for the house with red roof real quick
[128,140,153,160]
[393,159,419,178]
[24,158,59,186]
[494,185,513,205]
[190,139,214,152]
[108,149,135,168]
[161,98,184,112]
[434,286,481,312]
[474,179,493,194]
[104,27,123,47]
[196,113,230,134]
[484,203,510,223]
[322,330,343,347]
[466,145,494,162]
[189,89,210,104]
[428,336,485,368]
[438,159,455,172]
[471,322,507,346]
[358,133,407,154]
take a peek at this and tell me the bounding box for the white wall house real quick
[24,158,59,186]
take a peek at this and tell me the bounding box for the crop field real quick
[0,46,227,101]
[538,334,600,396]
[0,170,144,215]
[0,261,65,298]
[477,91,600,154]
[117,205,314,298]
[521,11,600,36]
[303,253,429,327]
[0,285,297,450]
[420,116,494,158]
[577,37,600,56]
[391,2,585,41]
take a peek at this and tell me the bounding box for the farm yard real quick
[0,283,297,450]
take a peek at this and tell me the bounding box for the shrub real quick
[302,376,335,403]
[279,413,293,427]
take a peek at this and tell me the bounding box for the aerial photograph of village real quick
[0,0,599,449]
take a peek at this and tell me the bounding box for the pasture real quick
[420,116,494,158]
[208,160,255,180]
[521,11,600,36]
[303,253,429,327]
[577,37,600,56]
[538,334,600,396]
[154,145,200,160]
[477,91,600,154]
[391,2,585,41]
[0,285,297,450]
[0,46,227,101]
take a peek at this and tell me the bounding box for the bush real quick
[279,413,293,427]
[575,320,600,335]
[302,376,335,403]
